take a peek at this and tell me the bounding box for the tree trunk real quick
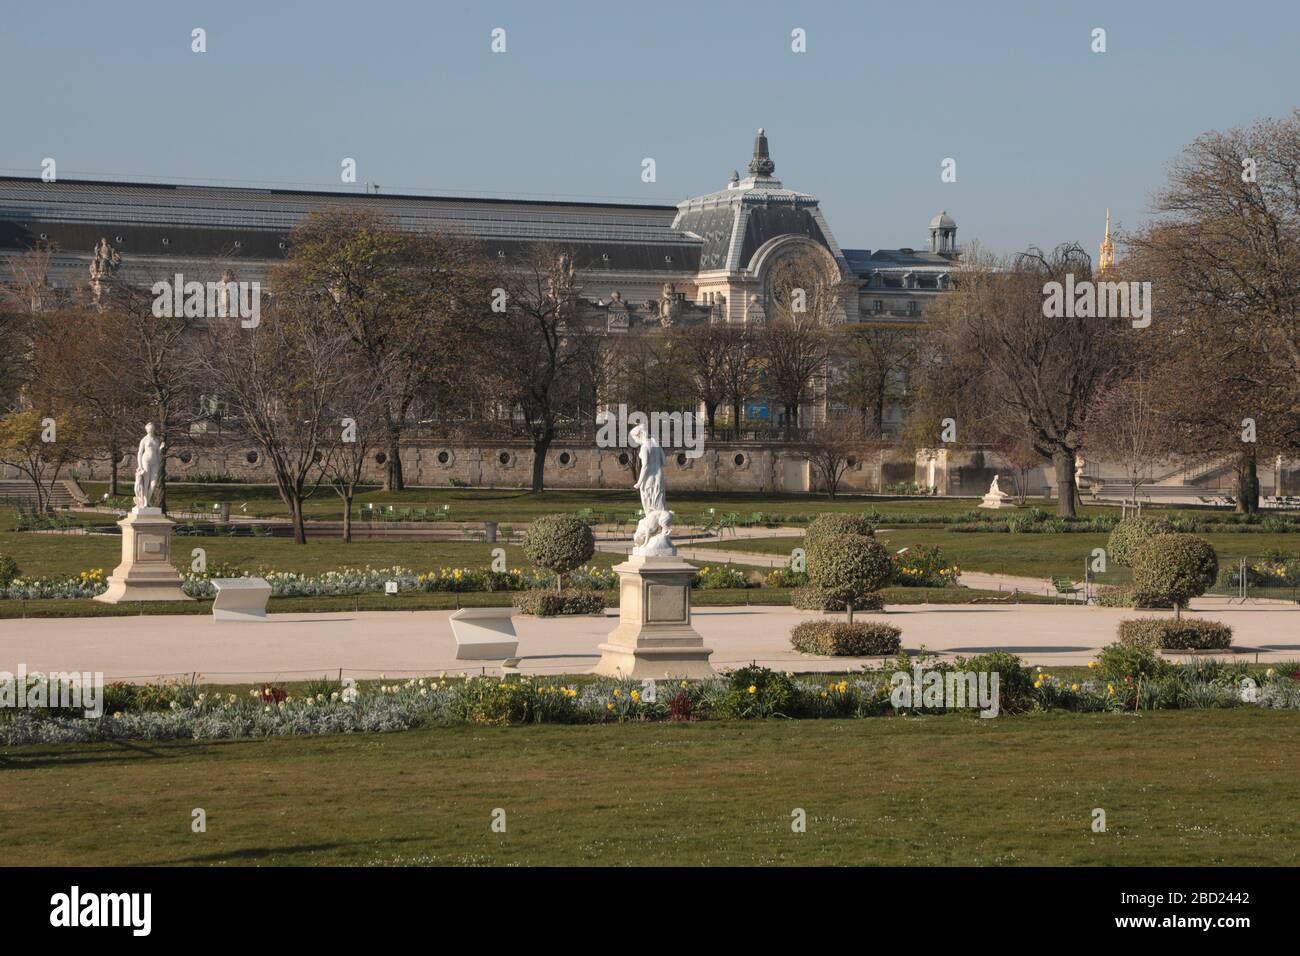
[1053,449,1077,517]
[530,437,551,492]
[846,603,855,625]
[109,453,119,498]
[383,427,404,492]
[1235,452,1259,514]
[291,499,307,544]
[731,401,743,439]
[705,403,717,439]
[342,493,353,544]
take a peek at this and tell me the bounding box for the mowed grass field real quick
[81,482,1084,523]
[1,710,1296,866]
[696,531,1300,581]
[0,533,625,580]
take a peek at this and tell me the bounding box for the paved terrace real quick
[1,599,1296,683]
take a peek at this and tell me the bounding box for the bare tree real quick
[672,322,734,437]
[489,244,602,492]
[761,253,842,435]
[1084,373,1168,507]
[1128,111,1300,511]
[194,301,348,544]
[833,324,919,435]
[322,365,389,543]
[798,416,865,498]
[918,244,1134,517]
[716,324,763,438]
[273,208,492,491]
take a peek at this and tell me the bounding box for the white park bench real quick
[211,577,272,622]
[449,607,519,660]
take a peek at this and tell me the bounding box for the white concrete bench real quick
[450,607,519,660]
[211,577,272,622]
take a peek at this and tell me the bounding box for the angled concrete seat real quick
[450,607,518,660]
[211,577,272,622]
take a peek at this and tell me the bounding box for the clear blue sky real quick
[3,0,1296,254]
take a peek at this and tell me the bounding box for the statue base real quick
[591,554,716,679]
[978,494,1016,510]
[95,508,193,603]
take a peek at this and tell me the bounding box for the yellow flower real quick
[606,702,614,711]
[747,685,757,695]
[1033,680,1042,689]
[1070,683,1079,691]
[1087,661,1096,669]
[631,690,641,702]
[613,688,621,697]
[1107,683,1116,695]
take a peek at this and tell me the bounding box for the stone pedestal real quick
[95,508,193,603]
[591,554,716,679]
[978,494,1016,510]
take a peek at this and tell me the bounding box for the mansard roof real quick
[0,176,701,279]
[670,129,849,275]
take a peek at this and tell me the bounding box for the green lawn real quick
[1,710,1295,866]
[80,482,1093,523]
[0,534,635,580]
[697,531,1300,581]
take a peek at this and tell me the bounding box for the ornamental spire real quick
[747,127,775,177]
[1098,208,1115,273]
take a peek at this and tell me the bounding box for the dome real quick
[930,210,956,230]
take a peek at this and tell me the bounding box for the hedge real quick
[1117,618,1234,651]
[790,620,902,656]
[511,588,606,617]
[1094,585,1175,609]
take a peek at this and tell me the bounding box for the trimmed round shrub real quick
[511,588,606,617]
[1107,516,1174,567]
[791,587,884,612]
[522,513,595,590]
[1131,533,1219,609]
[790,620,901,656]
[1117,617,1233,651]
[0,553,19,588]
[805,513,876,553]
[808,534,893,622]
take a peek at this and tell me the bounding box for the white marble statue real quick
[133,422,165,510]
[630,424,674,555]
[988,474,1007,498]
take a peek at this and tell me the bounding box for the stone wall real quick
[71,438,927,495]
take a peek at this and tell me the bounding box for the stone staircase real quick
[0,478,89,509]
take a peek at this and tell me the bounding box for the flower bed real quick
[0,569,107,600]
[4,652,1296,745]
[890,544,959,587]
